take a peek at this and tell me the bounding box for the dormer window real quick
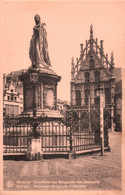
[85,72,90,83]
[90,59,95,68]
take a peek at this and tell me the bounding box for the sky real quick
[0,1,125,102]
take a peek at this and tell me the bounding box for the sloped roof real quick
[6,67,60,79]
[6,69,27,78]
[115,80,122,94]
[113,68,122,83]
[57,99,70,105]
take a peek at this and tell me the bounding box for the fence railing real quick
[3,108,110,155]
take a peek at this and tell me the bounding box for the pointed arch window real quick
[105,88,111,104]
[75,90,81,106]
[94,89,100,105]
[95,71,100,82]
[85,72,90,83]
[90,59,95,68]
[84,89,90,105]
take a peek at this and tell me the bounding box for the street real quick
[3,131,122,191]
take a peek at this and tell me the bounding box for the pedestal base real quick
[27,151,43,160]
[27,138,43,160]
[68,152,77,159]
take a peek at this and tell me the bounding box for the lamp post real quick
[30,72,39,117]
[96,85,105,156]
[26,72,43,160]
[88,90,91,132]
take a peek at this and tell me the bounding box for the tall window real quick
[85,89,90,105]
[95,71,100,82]
[105,88,111,104]
[85,72,90,83]
[76,90,81,106]
[95,97,100,105]
[11,96,13,101]
[90,59,95,68]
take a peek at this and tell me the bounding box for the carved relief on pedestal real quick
[43,85,56,110]
[30,72,39,83]
[24,86,33,110]
[36,85,41,109]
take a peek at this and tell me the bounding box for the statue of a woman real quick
[29,14,51,68]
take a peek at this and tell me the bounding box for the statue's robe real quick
[29,25,51,67]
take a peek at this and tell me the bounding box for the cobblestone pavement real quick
[3,131,122,191]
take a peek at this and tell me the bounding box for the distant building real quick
[70,25,122,131]
[113,68,122,131]
[3,70,70,118]
[57,99,70,120]
[3,80,23,116]
[3,70,26,116]
[57,99,70,113]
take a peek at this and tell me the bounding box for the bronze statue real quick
[29,14,51,68]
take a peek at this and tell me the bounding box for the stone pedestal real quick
[20,67,61,118]
[68,152,77,159]
[27,138,43,160]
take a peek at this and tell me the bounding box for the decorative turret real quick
[90,24,93,53]
[90,24,93,40]
[86,40,88,55]
[76,58,79,73]
[110,51,114,68]
[71,57,74,68]
[96,38,98,55]
[100,40,104,64]
[106,53,108,59]
[80,43,83,57]
[3,73,6,89]
[100,40,104,54]
[71,57,75,80]
[106,53,108,68]
[80,43,84,64]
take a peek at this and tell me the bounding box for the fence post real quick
[88,93,91,132]
[70,131,73,152]
[100,94,105,156]
[68,127,76,159]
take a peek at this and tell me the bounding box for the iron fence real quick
[3,108,110,155]
[38,121,70,152]
[3,124,30,154]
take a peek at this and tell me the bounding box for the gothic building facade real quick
[70,25,122,131]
